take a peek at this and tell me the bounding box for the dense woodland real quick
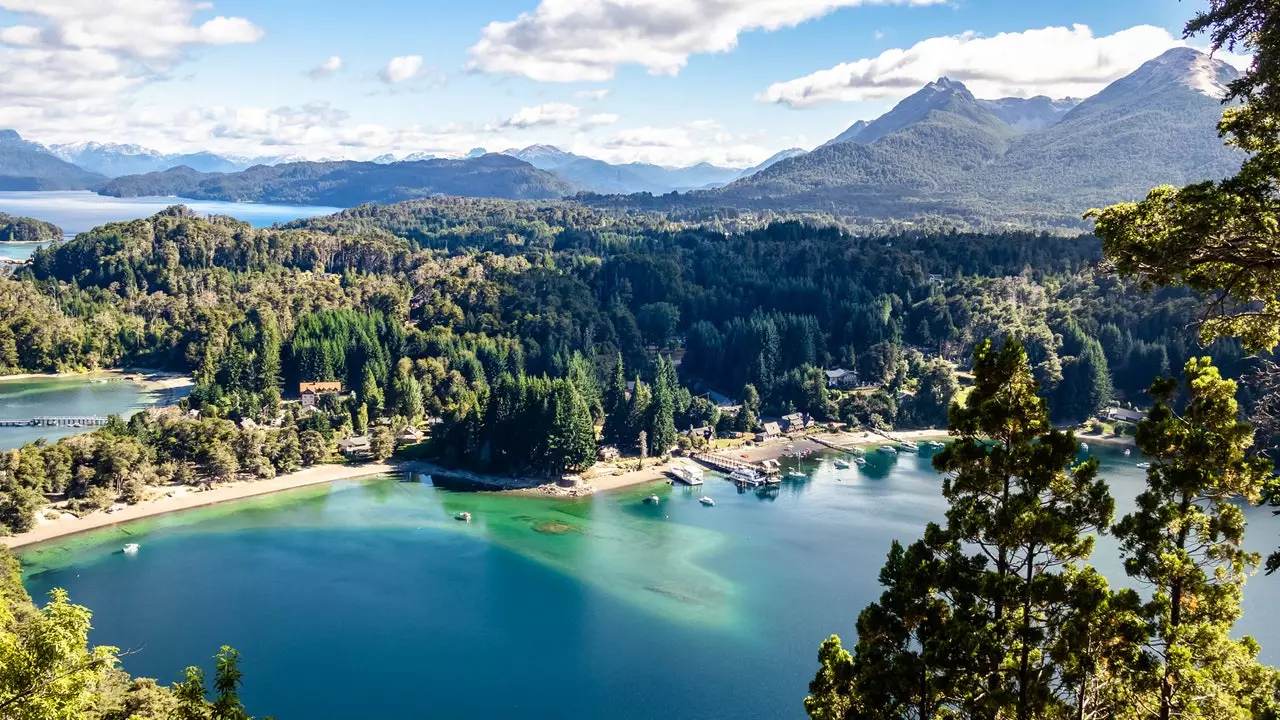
[0,213,61,242]
[0,195,1259,534]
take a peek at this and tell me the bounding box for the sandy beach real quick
[2,461,398,549]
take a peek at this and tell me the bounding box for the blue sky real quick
[0,0,1236,167]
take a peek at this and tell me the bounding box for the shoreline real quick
[2,461,399,550]
[0,368,192,393]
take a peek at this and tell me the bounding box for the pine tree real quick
[359,368,383,420]
[602,354,629,448]
[648,356,677,458]
[1113,359,1280,720]
[391,357,424,422]
[626,378,652,453]
[736,383,760,433]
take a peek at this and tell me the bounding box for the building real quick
[824,369,858,389]
[780,413,811,434]
[754,422,782,443]
[1106,407,1147,423]
[299,381,344,409]
[397,426,425,445]
[684,426,713,442]
[337,436,371,458]
[597,445,620,461]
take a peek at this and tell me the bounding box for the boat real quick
[670,464,705,486]
[729,468,764,486]
[1124,448,1132,456]
[834,459,851,470]
[699,497,715,506]
[854,457,867,466]
[787,470,806,479]
[1136,462,1151,470]
[1080,442,1090,452]
[897,443,917,453]
[122,543,140,554]
[644,494,661,504]
[878,445,898,454]
[455,512,471,522]
[929,441,945,450]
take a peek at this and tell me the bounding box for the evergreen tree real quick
[546,380,596,473]
[648,356,677,457]
[252,308,282,418]
[359,368,383,420]
[1113,359,1280,720]
[736,383,761,433]
[211,645,249,720]
[391,357,424,422]
[626,378,652,453]
[602,354,629,448]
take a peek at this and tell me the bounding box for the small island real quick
[0,212,62,242]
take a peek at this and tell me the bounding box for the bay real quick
[19,447,1280,719]
[0,241,53,263]
[0,190,339,238]
[0,374,186,450]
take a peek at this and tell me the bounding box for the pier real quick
[690,452,780,485]
[810,436,863,454]
[0,416,111,428]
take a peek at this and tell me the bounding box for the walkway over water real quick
[0,416,110,428]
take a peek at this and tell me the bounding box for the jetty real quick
[690,452,780,485]
[0,416,110,428]
[811,435,862,454]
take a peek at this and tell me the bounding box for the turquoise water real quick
[0,240,54,262]
[0,374,185,450]
[19,448,1280,719]
[0,191,339,236]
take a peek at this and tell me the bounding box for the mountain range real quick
[710,47,1244,225]
[0,47,1249,224]
[96,154,577,205]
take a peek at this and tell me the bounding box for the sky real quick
[0,0,1247,168]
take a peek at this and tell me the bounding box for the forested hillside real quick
[98,155,578,205]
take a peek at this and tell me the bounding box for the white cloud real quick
[309,55,343,79]
[503,102,583,128]
[575,89,611,101]
[572,121,771,166]
[379,55,425,84]
[584,113,620,127]
[467,0,947,82]
[761,23,1249,107]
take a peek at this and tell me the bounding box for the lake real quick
[0,374,186,450]
[19,447,1280,719]
[0,191,340,237]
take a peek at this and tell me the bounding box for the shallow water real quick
[0,191,339,236]
[0,240,54,262]
[0,374,184,450]
[19,447,1280,719]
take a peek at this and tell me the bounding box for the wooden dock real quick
[690,452,780,486]
[810,436,863,454]
[0,416,110,428]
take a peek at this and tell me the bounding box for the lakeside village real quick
[0,354,1152,547]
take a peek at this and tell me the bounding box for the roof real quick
[781,413,804,422]
[300,381,344,394]
[1107,407,1147,422]
[338,436,370,449]
[825,368,854,379]
[759,422,782,435]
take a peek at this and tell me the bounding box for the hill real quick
[0,131,106,191]
[98,155,579,205]
[0,212,62,241]
[500,145,742,193]
[705,48,1244,225]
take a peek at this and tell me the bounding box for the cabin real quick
[754,422,782,443]
[597,445,620,461]
[1106,407,1147,423]
[780,413,811,434]
[397,426,425,445]
[337,435,372,458]
[824,369,858,389]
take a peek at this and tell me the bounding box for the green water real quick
[20,448,1280,719]
[0,374,182,450]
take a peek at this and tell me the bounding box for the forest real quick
[0,192,1260,533]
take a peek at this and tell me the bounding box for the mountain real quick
[497,144,742,193]
[820,78,1003,147]
[978,96,1081,132]
[736,148,807,179]
[49,142,262,177]
[709,48,1244,224]
[0,131,106,190]
[726,77,1019,207]
[97,155,579,206]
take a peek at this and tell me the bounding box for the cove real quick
[0,374,185,450]
[20,447,1280,719]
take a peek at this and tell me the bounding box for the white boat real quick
[878,445,898,454]
[644,494,661,504]
[787,470,806,479]
[122,543,140,554]
[834,459,851,469]
[455,512,471,522]
[729,468,763,486]
[929,441,945,449]
[854,457,867,466]
[1136,462,1151,470]
[699,497,715,506]
[1080,442,1090,452]
[897,443,917,453]
[1124,448,1132,456]
[670,464,705,486]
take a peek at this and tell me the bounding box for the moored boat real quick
[878,445,898,454]
[854,457,867,466]
[455,512,471,522]
[123,543,140,554]
[644,494,661,504]
[728,468,764,486]
[699,497,715,506]
[670,464,705,486]
[834,459,850,469]
[1136,462,1151,470]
